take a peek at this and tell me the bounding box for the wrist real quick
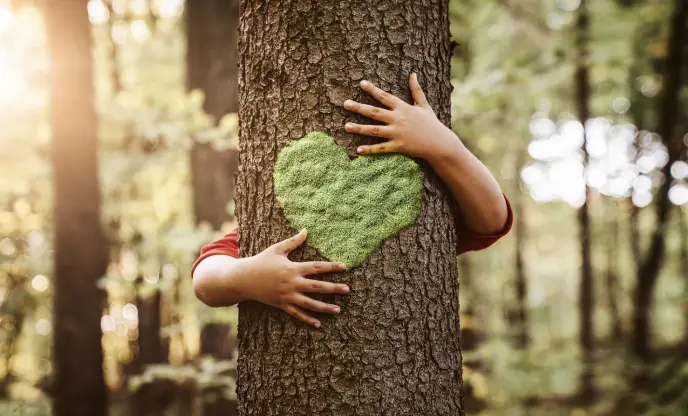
[425,132,466,171]
[228,256,262,303]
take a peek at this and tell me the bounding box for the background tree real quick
[235,0,465,414]
[45,0,109,415]
[186,0,240,414]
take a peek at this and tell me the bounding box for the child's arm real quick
[343,73,510,236]
[193,229,349,328]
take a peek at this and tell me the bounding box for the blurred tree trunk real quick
[186,1,240,415]
[513,150,530,350]
[605,201,623,341]
[632,0,687,363]
[458,256,485,413]
[45,1,109,415]
[236,1,463,414]
[575,0,595,404]
[131,278,171,416]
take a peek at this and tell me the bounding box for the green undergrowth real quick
[274,132,424,268]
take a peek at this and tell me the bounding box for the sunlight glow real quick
[0,4,12,33]
[130,0,149,16]
[0,47,28,106]
[122,303,138,322]
[36,319,51,336]
[668,184,688,205]
[521,115,680,207]
[153,0,184,19]
[101,315,116,334]
[671,161,688,180]
[31,274,49,292]
[87,0,109,25]
[130,20,150,42]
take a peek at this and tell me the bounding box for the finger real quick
[359,80,403,109]
[343,100,394,123]
[284,304,321,328]
[299,261,347,276]
[297,277,350,294]
[344,123,394,138]
[356,142,400,155]
[272,229,307,254]
[409,73,430,108]
[293,294,341,315]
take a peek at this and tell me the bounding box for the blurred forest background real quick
[0,0,686,415]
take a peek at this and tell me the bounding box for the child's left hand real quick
[343,73,458,162]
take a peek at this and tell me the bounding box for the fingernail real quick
[360,80,369,88]
[333,306,340,313]
[357,147,364,153]
[342,286,350,293]
[412,72,417,79]
[344,100,353,107]
[338,262,347,269]
[300,228,307,234]
[345,123,353,130]
[313,321,321,328]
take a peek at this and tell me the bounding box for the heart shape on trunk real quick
[274,132,424,269]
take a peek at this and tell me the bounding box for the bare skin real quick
[193,229,348,328]
[344,73,508,235]
[194,73,509,328]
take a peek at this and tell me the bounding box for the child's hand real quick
[236,230,349,328]
[343,73,458,162]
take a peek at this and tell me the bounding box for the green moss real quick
[274,132,424,269]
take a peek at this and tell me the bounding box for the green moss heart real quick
[274,132,424,269]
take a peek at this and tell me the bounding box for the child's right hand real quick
[235,229,349,328]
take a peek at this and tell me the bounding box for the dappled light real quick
[0,0,686,415]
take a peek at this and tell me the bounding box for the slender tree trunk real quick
[458,256,485,413]
[605,201,623,341]
[682,209,688,341]
[132,279,171,416]
[575,0,595,403]
[632,0,687,363]
[186,1,240,415]
[513,151,529,350]
[187,0,239,230]
[236,1,462,414]
[45,1,109,415]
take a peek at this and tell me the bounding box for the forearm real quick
[192,255,248,307]
[427,131,508,235]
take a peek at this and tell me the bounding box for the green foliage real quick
[274,132,424,268]
[0,401,50,416]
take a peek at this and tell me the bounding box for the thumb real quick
[273,229,308,254]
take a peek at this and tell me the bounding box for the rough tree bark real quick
[575,0,595,403]
[186,1,240,415]
[45,1,109,415]
[632,0,687,363]
[235,1,462,415]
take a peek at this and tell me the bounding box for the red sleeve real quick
[190,229,239,278]
[454,194,513,255]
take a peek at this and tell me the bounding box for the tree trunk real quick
[187,0,240,231]
[575,0,595,403]
[132,282,171,416]
[45,1,109,415]
[605,201,623,341]
[186,1,241,415]
[513,151,529,350]
[235,1,462,415]
[632,0,687,363]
